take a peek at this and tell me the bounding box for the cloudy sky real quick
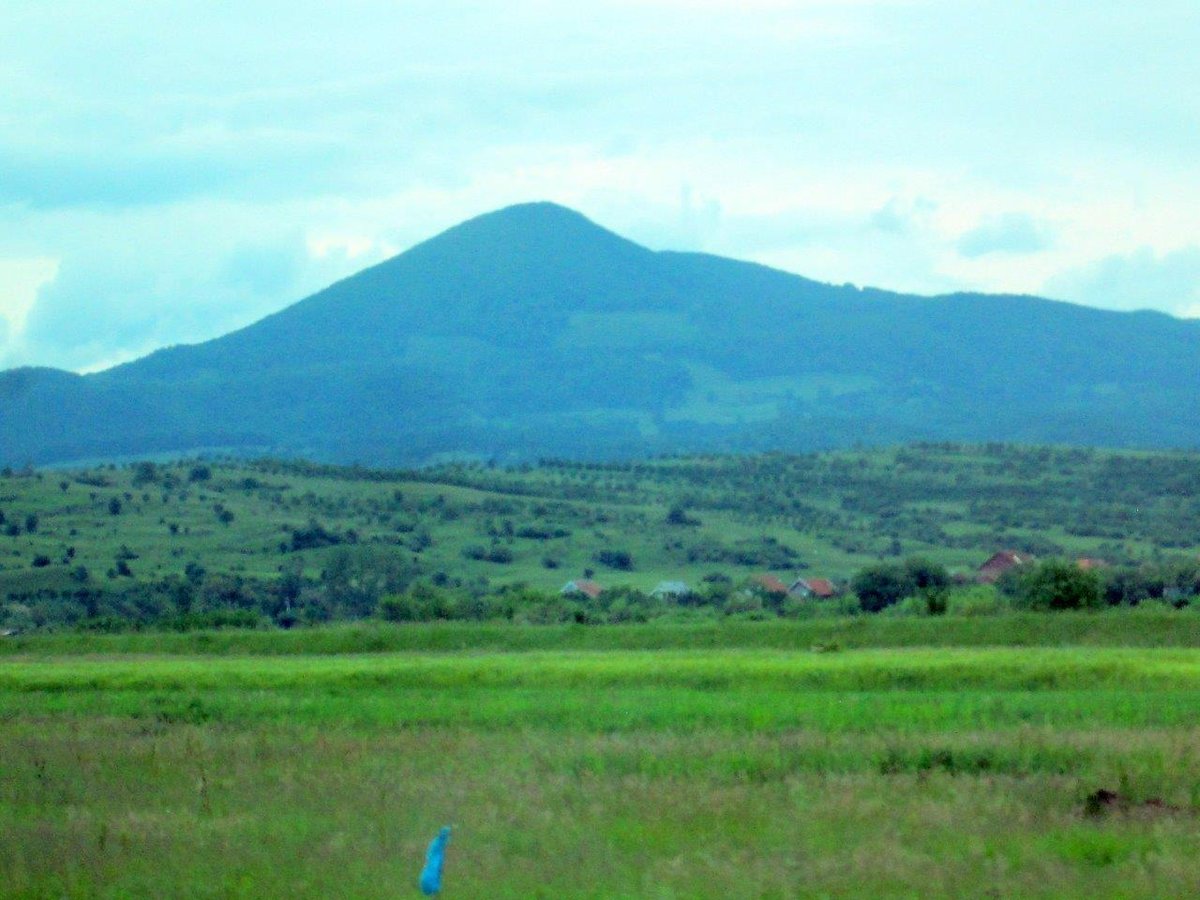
[2,1,1198,372]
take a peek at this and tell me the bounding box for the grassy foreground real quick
[5,631,1200,896]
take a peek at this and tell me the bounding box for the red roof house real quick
[976,550,1034,584]
[752,574,790,596]
[560,579,603,600]
[789,577,835,599]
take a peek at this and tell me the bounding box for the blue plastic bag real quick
[419,826,452,895]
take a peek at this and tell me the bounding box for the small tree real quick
[594,549,634,571]
[132,462,160,486]
[852,563,915,613]
[1015,560,1102,611]
[1104,567,1157,606]
[905,557,950,615]
[665,506,701,527]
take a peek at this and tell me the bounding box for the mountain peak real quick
[461,201,601,232]
[476,200,594,225]
[420,201,646,263]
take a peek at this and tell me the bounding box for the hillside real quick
[3,443,1199,631]
[2,203,1200,465]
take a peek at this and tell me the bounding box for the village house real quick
[651,581,690,599]
[976,550,1034,584]
[559,580,603,600]
[752,574,790,596]
[789,577,835,599]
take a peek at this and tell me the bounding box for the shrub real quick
[131,462,160,486]
[1103,567,1159,606]
[485,546,514,564]
[289,520,342,551]
[379,584,452,622]
[594,549,634,571]
[852,563,915,613]
[1014,560,1103,611]
[665,506,701,527]
[946,585,1007,616]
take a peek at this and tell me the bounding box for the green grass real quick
[7,610,1200,657]
[5,639,1200,896]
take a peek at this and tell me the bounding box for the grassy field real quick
[5,610,1200,656]
[5,622,1200,897]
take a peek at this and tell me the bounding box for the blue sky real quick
[1,1,1198,372]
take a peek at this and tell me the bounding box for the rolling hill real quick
[2,202,1198,466]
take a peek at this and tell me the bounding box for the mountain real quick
[2,202,1199,466]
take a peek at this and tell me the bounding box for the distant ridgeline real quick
[2,202,1199,466]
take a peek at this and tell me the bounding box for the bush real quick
[515,525,571,540]
[1014,560,1103,611]
[510,590,577,625]
[881,596,929,617]
[946,586,1007,616]
[665,506,701,527]
[594,549,634,571]
[850,557,951,614]
[485,546,514,564]
[852,563,914,613]
[379,584,452,622]
[1104,567,1157,606]
[289,520,343,552]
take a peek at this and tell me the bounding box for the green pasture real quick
[5,639,1200,896]
[6,610,1200,657]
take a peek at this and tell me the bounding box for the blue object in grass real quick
[419,826,452,895]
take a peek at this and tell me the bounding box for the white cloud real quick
[4,202,373,371]
[1046,247,1200,316]
[956,213,1053,259]
[0,257,59,364]
[1,1,1199,370]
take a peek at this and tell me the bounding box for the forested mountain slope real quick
[2,203,1198,465]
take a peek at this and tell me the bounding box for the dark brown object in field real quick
[1083,788,1187,818]
[1083,788,1120,816]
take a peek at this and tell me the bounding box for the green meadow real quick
[5,623,1200,897]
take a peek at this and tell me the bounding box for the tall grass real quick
[6,643,1200,896]
[6,609,1200,657]
[4,718,1200,896]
